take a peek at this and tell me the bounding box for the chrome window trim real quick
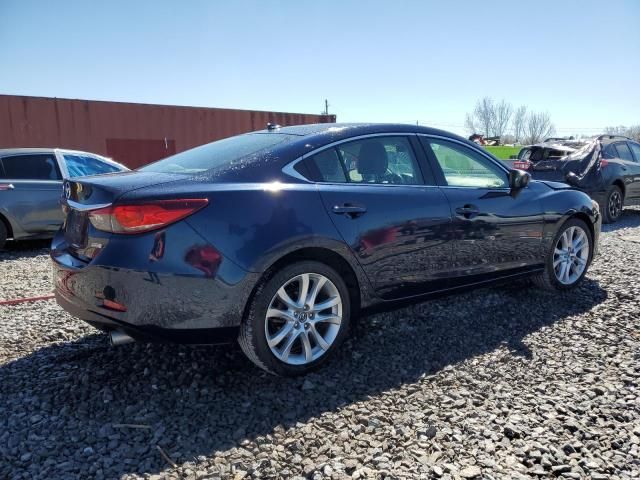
[281,132,427,186]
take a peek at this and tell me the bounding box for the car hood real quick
[535,180,572,190]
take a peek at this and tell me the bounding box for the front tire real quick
[533,218,593,291]
[238,261,351,376]
[601,185,623,224]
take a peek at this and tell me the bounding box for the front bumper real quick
[51,229,260,344]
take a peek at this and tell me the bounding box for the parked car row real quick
[512,135,640,223]
[0,148,128,249]
[49,123,601,376]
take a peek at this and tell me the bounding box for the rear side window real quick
[629,142,640,162]
[307,149,347,183]
[140,133,297,174]
[615,143,635,162]
[300,136,424,185]
[0,154,61,180]
[64,154,122,177]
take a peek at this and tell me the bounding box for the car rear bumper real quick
[51,229,260,344]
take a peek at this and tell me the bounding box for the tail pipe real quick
[110,330,134,346]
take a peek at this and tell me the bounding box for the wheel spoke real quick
[297,274,310,308]
[279,330,300,362]
[574,256,587,266]
[306,275,327,308]
[277,287,298,310]
[313,313,341,325]
[267,308,294,322]
[313,296,340,312]
[309,325,330,350]
[300,331,313,362]
[558,261,569,282]
[573,233,586,252]
[553,257,563,268]
[267,322,294,348]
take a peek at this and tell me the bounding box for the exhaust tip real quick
[110,330,134,346]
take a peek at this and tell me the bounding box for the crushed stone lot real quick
[1,211,639,480]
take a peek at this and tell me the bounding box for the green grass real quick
[484,145,521,160]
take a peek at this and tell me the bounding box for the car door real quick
[614,142,640,201]
[0,153,64,235]
[419,136,545,283]
[299,135,454,300]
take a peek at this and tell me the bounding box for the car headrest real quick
[357,141,388,176]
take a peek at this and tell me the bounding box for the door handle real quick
[0,183,15,191]
[455,204,480,219]
[332,204,367,218]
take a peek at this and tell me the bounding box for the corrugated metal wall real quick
[0,95,336,168]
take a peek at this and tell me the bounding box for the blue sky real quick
[1,0,638,136]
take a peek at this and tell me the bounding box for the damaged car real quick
[520,135,640,223]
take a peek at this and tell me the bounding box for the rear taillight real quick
[600,159,609,168]
[88,199,208,234]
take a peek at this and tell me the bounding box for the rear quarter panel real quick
[120,182,378,307]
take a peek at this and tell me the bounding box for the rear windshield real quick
[139,133,297,174]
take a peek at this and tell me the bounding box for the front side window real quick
[0,154,61,180]
[427,139,507,188]
[615,143,634,162]
[628,142,640,162]
[64,154,122,177]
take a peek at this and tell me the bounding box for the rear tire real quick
[601,185,623,224]
[238,261,351,376]
[0,221,7,250]
[532,218,593,291]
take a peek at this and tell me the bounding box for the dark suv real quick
[525,135,640,223]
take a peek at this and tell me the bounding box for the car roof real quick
[250,122,472,153]
[0,147,108,158]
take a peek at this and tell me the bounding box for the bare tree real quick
[524,112,555,144]
[604,125,640,141]
[465,97,495,137]
[513,106,527,143]
[493,100,513,138]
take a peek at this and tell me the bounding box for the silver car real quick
[0,148,128,249]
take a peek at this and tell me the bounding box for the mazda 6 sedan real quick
[51,123,601,376]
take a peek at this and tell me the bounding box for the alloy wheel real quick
[608,191,622,220]
[264,273,342,365]
[553,225,590,285]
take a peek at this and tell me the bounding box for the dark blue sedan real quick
[52,123,601,376]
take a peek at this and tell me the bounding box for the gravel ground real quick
[1,211,639,480]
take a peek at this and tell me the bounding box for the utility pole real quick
[323,99,329,115]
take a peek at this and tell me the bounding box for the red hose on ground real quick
[0,294,56,306]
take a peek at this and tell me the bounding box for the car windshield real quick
[139,133,297,174]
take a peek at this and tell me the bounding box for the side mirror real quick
[565,171,580,187]
[508,169,531,190]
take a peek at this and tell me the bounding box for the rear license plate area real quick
[64,210,88,247]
